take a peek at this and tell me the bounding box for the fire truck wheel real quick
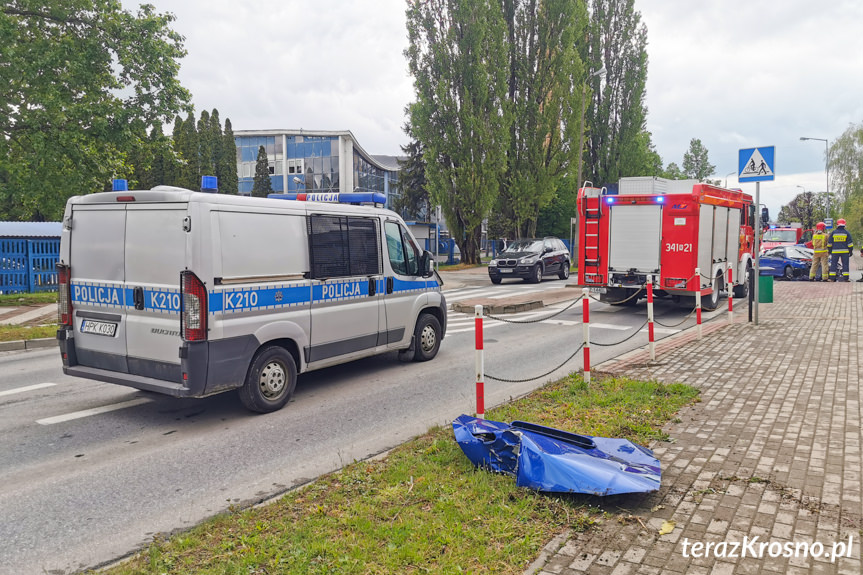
[558,261,570,280]
[702,273,723,311]
[239,345,297,413]
[529,264,543,284]
[732,265,751,298]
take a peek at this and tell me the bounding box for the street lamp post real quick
[575,65,606,192]
[725,171,735,188]
[800,137,829,218]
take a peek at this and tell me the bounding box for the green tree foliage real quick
[583,0,653,186]
[661,162,684,180]
[0,0,190,220]
[406,0,511,264]
[830,122,863,239]
[831,123,863,211]
[394,135,430,221]
[197,110,215,180]
[682,138,716,181]
[252,146,273,198]
[777,191,826,230]
[220,118,239,195]
[536,174,578,239]
[498,0,587,238]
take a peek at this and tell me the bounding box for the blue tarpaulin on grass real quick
[452,415,661,496]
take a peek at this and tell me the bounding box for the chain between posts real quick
[588,283,646,304]
[485,294,584,324]
[486,343,585,383]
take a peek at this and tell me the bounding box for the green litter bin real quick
[758,273,773,303]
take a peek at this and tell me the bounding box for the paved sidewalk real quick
[529,280,863,574]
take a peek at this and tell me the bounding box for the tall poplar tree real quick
[499,0,587,238]
[220,118,239,195]
[582,0,653,186]
[252,146,273,198]
[197,110,215,180]
[406,0,511,264]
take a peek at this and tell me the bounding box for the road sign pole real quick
[754,182,760,326]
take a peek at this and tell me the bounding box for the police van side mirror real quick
[420,250,434,278]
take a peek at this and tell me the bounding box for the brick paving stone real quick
[525,281,863,575]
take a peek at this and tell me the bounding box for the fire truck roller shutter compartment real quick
[726,208,741,284]
[712,207,729,264]
[608,204,663,274]
[697,204,715,287]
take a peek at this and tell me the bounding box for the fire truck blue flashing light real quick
[201,176,218,193]
[769,225,776,229]
[112,179,128,192]
[268,191,388,206]
[605,197,615,205]
[656,196,665,204]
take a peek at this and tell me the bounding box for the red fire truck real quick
[576,177,757,311]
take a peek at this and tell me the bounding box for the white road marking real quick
[36,398,150,425]
[0,382,56,397]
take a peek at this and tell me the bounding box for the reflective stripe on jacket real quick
[811,232,829,253]
[827,228,854,254]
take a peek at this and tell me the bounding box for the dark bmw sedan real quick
[488,237,571,284]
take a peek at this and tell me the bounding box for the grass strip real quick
[99,374,698,575]
[0,292,57,306]
[0,323,57,342]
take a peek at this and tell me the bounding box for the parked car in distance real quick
[488,237,570,284]
[759,245,812,279]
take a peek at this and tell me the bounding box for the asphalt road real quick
[0,276,732,575]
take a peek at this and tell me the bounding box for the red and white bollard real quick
[582,287,591,384]
[647,275,655,361]
[474,305,484,419]
[727,265,734,323]
[695,267,703,339]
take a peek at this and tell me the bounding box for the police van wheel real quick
[413,314,442,362]
[239,346,297,413]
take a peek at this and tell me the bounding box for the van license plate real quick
[80,320,117,337]
[589,287,607,294]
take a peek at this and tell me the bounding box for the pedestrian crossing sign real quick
[738,146,775,182]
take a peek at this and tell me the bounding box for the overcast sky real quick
[130,0,863,218]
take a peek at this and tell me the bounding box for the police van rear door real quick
[123,204,187,380]
[69,204,129,370]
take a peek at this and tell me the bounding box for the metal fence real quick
[0,238,60,294]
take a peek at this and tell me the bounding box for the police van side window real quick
[385,221,419,276]
[308,215,381,279]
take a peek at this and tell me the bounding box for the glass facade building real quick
[234,130,401,209]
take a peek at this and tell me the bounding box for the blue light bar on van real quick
[201,175,218,193]
[268,192,387,206]
[112,179,128,191]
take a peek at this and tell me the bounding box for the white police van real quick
[56,184,446,413]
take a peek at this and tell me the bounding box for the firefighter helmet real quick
[837,218,847,226]
[816,222,826,230]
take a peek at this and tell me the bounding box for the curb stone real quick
[0,337,56,352]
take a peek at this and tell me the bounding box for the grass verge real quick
[0,291,57,306]
[98,374,698,575]
[0,323,57,342]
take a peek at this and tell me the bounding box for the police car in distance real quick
[56,183,446,413]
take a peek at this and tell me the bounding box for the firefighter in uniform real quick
[827,218,854,282]
[809,222,829,281]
